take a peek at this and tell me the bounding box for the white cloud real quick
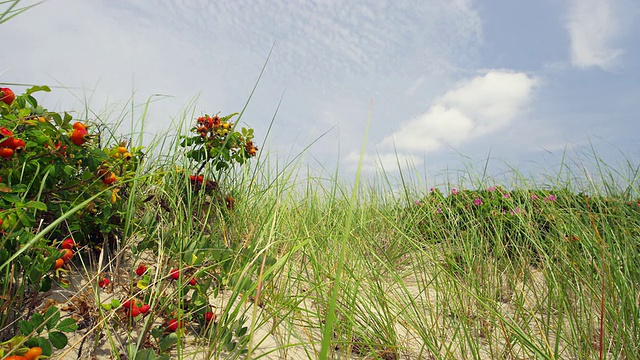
[566,0,623,70]
[381,70,538,153]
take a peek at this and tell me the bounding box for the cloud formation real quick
[116,0,483,86]
[380,70,538,153]
[566,0,623,70]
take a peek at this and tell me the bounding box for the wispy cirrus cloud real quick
[108,0,482,86]
[566,0,623,70]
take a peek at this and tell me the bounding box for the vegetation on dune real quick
[3,85,639,359]
[2,3,640,359]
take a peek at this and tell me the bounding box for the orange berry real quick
[24,346,42,360]
[10,138,25,150]
[0,137,13,148]
[102,171,116,185]
[0,147,14,158]
[61,248,73,262]
[72,122,86,131]
[61,238,75,249]
[0,127,13,137]
[0,87,16,105]
[53,258,64,270]
[70,128,88,146]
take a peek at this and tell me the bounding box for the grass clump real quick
[1,83,639,360]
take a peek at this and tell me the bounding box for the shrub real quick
[0,86,141,355]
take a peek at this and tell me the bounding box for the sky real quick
[2,0,640,188]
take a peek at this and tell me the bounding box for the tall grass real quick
[44,96,640,359]
[0,71,635,359]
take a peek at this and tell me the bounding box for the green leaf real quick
[19,320,34,336]
[0,192,21,203]
[26,85,52,95]
[19,211,36,227]
[26,95,38,108]
[25,200,47,211]
[55,318,78,332]
[28,266,43,285]
[25,337,39,348]
[31,313,45,333]
[158,333,178,352]
[45,306,60,331]
[49,331,68,349]
[51,113,63,127]
[137,277,150,290]
[37,336,53,356]
[225,340,237,352]
[6,335,25,349]
[151,327,163,340]
[237,326,248,337]
[134,349,155,360]
[220,112,239,122]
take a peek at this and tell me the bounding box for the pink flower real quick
[487,186,497,192]
[473,198,482,206]
[451,188,459,195]
[429,187,435,193]
[531,195,539,201]
[543,195,557,202]
[503,193,511,198]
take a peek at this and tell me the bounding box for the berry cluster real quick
[0,127,25,158]
[195,114,258,157]
[188,174,218,192]
[70,122,89,146]
[196,115,225,137]
[122,299,151,318]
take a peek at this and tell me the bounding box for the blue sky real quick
[2,0,639,186]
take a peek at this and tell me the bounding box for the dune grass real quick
[44,94,640,360]
[2,4,638,355]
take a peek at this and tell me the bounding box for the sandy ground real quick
[24,245,577,360]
